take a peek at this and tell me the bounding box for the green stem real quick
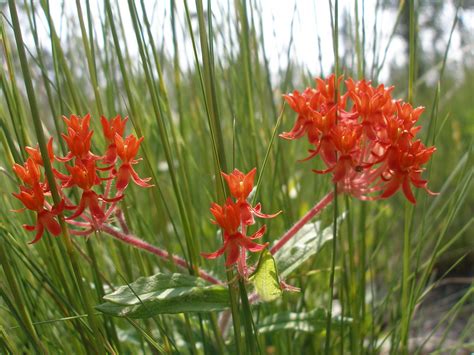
[358,202,367,353]
[239,279,258,355]
[345,197,359,355]
[400,202,414,353]
[325,1,339,353]
[401,1,417,352]
[325,188,338,355]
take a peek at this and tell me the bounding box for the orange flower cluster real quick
[12,114,151,243]
[201,168,280,277]
[281,74,437,203]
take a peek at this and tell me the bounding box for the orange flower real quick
[381,140,437,204]
[25,137,55,166]
[13,184,63,243]
[202,198,268,267]
[115,134,152,190]
[101,115,128,164]
[282,74,437,203]
[221,168,256,201]
[13,158,41,187]
[221,168,281,225]
[63,159,100,190]
[202,168,280,276]
[60,114,95,162]
[12,113,151,242]
[62,160,122,221]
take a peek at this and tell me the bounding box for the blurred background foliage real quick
[0,0,472,353]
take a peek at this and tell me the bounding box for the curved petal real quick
[116,164,131,191]
[402,176,416,204]
[100,194,124,203]
[55,152,73,163]
[249,225,266,239]
[28,224,44,244]
[297,147,321,162]
[312,165,335,175]
[380,176,402,200]
[252,204,281,219]
[225,243,240,266]
[22,224,36,231]
[239,238,268,253]
[201,243,227,260]
[129,166,153,188]
[88,193,106,221]
[41,213,62,236]
[66,195,87,220]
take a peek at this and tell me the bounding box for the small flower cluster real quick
[281,74,437,203]
[201,168,280,278]
[12,114,151,243]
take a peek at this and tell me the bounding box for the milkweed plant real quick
[2,1,471,354]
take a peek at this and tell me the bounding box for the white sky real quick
[19,0,474,84]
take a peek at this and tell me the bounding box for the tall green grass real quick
[1,1,472,354]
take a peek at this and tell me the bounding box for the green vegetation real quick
[0,1,472,353]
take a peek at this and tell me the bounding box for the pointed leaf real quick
[249,249,282,302]
[96,273,229,318]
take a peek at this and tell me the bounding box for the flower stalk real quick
[99,222,223,286]
[270,191,334,254]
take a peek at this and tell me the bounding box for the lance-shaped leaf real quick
[96,273,229,318]
[258,308,352,333]
[273,214,346,278]
[249,249,282,302]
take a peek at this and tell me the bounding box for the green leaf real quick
[249,249,282,302]
[257,308,351,334]
[96,273,230,318]
[273,214,346,278]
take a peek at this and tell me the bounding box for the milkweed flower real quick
[202,168,280,278]
[11,114,152,242]
[281,74,437,204]
[12,175,63,244]
[101,114,128,165]
[221,168,280,225]
[115,134,152,191]
[202,199,268,266]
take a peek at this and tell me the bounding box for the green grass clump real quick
[0,1,472,354]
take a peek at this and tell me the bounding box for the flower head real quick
[210,198,242,233]
[12,113,151,243]
[25,137,55,166]
[101,115,128,164]
[202,198,268,267]
[13,158,41,187]
[60,114,95,162]
[221,168,256,201]
[282,75,437,204]
[115,134,152,190]
[13,183,63,243]
[202,168,280,278]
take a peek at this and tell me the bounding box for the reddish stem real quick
[270,191,334,254]
[98,191,333,291]
[99,224,224,286]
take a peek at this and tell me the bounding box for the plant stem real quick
[326,0,339,350]
[400,202,414,354]
[99,224,223,286]
[239,279,258,355]
[270,191,334,254]
[325,189,338,354]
